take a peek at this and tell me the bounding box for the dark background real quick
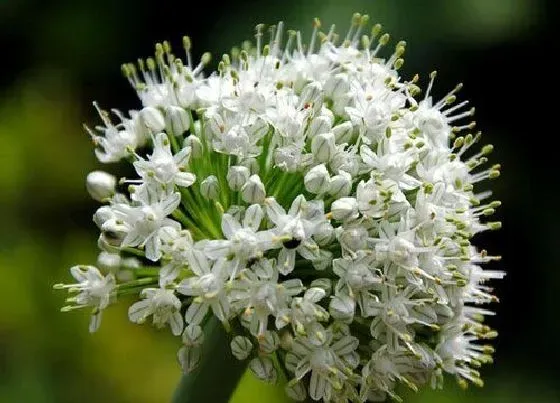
[0,0,558,402]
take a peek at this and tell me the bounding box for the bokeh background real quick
[0,0,558,402]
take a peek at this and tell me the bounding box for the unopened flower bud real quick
[227,166,250,191]
[240,157,260,175]
[97,234,120,252]
[121,257,140,270]
[298,81,323,112]
[328,171,352,197]
[165,105,191,136]
[230,335,253,360]
[332,121,354,144]
[139,106,165,132]
[310,278,332,295]
[200,175,219,200]
[249,356,276,382]
[324,73,350,100]
[241,175,266,204]
[339,226,368,252]
[86,171,116,202]
[331,197,359,221]
[304,164,330,194]
[306,116,332,140]
[279,329,294,351]
[311,132,336,163]
[97,251,121,271]
[329,293,355,320]
[93,206,114,229]
[246,117,269,140]
[184,135,202,158]
[314,221,335,246]
[285,381,307,401]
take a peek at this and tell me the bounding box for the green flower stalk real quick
[55,13,504,402]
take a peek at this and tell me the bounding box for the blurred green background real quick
[0,0,557,402]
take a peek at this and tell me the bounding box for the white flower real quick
[196,74,234,107]
[360,142,420,190]
[356,177,409,219]
[368,283,440,353]
[361,345,424,402]
[133,132,195,188]
[345,79,404,143]
[231,259,304,336]
[206,109,268,157]
[159,227,194,285]
[221,73,269,115]
[324,73,351,115]
[120,188,182,261]
[276,288,329,334]
[86,103,145,163]
[435,316,495,387]
[176,252,230,324]
[204,204,274,276]
[95,196,135,248]
[286,323,359,401]
[416,150,472,191]
[298,81,324,113]
[128,287,183,336]
[330,147,361,178]
[265,195,325,244]
[274,142,312,172]
[266,90,309,140]
[123,45,208,109]
[409,101,451,149]
[337,224,370,254]
[265,196,326,274]
[56,265,116,332]
[372,220,425,270]
[331,252,382,318]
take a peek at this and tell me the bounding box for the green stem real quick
[121,247,145,257]
[117,277,158,289]
[133,267,160,277]
[169,132,181,154]
[171,317,248,403]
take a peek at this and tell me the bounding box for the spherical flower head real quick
[56,12,504,403]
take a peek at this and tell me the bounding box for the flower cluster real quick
[56,13,504,402]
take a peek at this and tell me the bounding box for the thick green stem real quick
[171,317,248,403]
